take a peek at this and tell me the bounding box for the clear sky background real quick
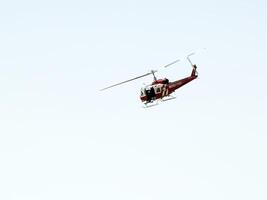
[0,0,267,199]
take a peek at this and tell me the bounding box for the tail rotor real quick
[187,53,198,76]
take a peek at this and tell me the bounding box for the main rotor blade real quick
[162,59,180,68]
[100,72,153,91]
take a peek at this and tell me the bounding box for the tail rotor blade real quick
[187,52,195,67]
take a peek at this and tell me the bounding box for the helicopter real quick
[100,53,198,107]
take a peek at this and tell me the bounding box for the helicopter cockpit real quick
[140,84,164,102]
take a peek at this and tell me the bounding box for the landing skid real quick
[161,96,176,102]
[142,96,176,108]
[143,101,159,108]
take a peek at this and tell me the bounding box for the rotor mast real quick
[151,70,157,81]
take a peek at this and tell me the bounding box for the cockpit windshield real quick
[140,89,144,96]
[140,85,152,97]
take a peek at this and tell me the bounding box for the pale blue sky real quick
[0,0,267,199]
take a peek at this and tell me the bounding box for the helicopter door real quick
[145,86,156,101]
[155,84,163,94]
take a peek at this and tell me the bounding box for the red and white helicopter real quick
[100,53,198,107]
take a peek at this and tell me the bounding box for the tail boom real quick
[168,68,198,94]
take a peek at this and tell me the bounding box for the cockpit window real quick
[156,87,161,93]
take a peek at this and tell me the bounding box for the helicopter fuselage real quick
[140,68,198,103]
[100,54,199,106]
